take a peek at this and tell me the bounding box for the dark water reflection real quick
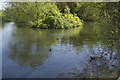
[1,22,120,78]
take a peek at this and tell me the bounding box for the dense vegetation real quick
[2,2,119,29]
[2,2,83,29]
[57,2,119,22]
[2,2,120,77]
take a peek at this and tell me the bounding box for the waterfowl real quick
[90,56,96,61]
[90,55,103,61]
[114,57,117,59]
[49,48,52,51]
[56,38,59,40]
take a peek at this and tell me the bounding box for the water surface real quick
[1,22,120,78]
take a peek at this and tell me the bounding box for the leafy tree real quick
[3,2,83,29]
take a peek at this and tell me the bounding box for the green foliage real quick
[64,6,70,14]
[57,2,119,22]
[2,10,11,22]
[3,2,83,29]
[3,2,59,26]
[2,2,119,29]
[32,7,83,29]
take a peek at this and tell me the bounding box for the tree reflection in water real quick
[2,21,120,78]
[57,22,120,78]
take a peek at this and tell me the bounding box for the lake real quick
[1,22,120,78]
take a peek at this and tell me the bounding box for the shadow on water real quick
[57,21,120,78]
[2,22,120,78]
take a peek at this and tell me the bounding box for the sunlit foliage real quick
[2,2,83,29]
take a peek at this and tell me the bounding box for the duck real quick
[49,48,52,51]
[56,38,59,40]
[90,56,96,61]
[90,55,103,62]
[114,57,117,59]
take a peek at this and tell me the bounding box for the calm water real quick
[1,22,120,78]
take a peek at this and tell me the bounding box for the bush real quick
[32,7,83,29]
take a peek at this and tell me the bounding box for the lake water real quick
[1,22,120,78]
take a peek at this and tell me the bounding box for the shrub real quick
[32,7,83,29]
